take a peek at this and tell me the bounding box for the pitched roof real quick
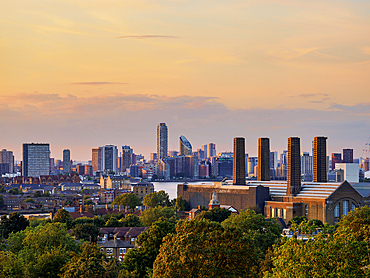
[100,239,134,248]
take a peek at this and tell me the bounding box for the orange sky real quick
[1,0,370,160]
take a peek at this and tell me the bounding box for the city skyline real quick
[1,1,370,161]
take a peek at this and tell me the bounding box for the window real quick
[352,203,356,211]
[106,248,113,255]
[271,208,275,218]
[343,201,349,216]
[283,209,287,220]
[120,248,126,254]
[334,204,340,218]
[305,205,308,215]
[277,209,281,218]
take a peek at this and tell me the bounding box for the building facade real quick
[157,123,168,160]
[179,135,192,156]
[287,137,301,196]
[22,143,50,177]
[313,136,327,182]
[233,137,246,185]
[258,138,270,181]
[0,149,14,173]
[63,149,71,174]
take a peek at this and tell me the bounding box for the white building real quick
[335,163,359,183]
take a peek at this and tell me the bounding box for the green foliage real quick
[173,195,188,211]
[33,191,42,197]
[72,217,95,227]
[24,198,35,203]
[143,191,171,208]
[71,223,99,243]
[41,192,50,197]
[119,214,142,227]
[0,212,29,239]
[29,218,50,228]
[140,207,177,226]
[112,193,142,209]
[60,243,119,278]
[287,216,307,227]
[0,251,24,277]
[0,185,6,193]
[308,219,324,227]
[336,205,370,242]
[52,208,73,229]
[195,207,232,223]
[105,216,120,227]
[122,219,176,278]
[8,188,20,195]
[153,219,259,278]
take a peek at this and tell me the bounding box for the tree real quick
[60,243,119,278]
[24,198,35,203]
[287,216,307,226]
[72,217,95,227]
[41,192,50,197]
[71,223,99,243]
[105,216,120,227]
[119,214,142,227]
[0,251,24,277]
[122,219,176,278]
[0,185,6,193]
[140,207,177,226]
[0,212,29,239]
[112,193,141,209]
[143,191,171,208]
[33,191,41,198]
[195,207,231,223]
[0,194,4,208]
[153,219,258,278]
[336,206,370,242]
[52,208,73,229]
[173,195,188,211]
[8,188,19,195]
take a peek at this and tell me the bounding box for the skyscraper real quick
[331,153,342,170]
[233,137,246,185]
[101,145,118,173]
[207,143,216,158]
[270,151,278,170]
[63,149,71,174]
[258,138,270,181]
[301,152,313,181]
[313,136,327,182]
[343,149,354,163]
[157,123,168,160]
[179,135,192,156]
[22,143,50,177]
[287,137,301,196]
[122,146,133,172]
[92,147,102,172]
[0,149,14,173]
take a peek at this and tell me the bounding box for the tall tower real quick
[101,145,118,173]
[258,138,270,181]
[63,149,71,174]
[157,123,168,160]
[233,137,246,185]
[207,143,216,158]
[313,137,327,182]
[22,143,50,177]
[92,147,102,172]
[179,135,192,156]
[0,149,14,173]
[122,146,133,172]
[343,149,353,163]
[287,137,301,196]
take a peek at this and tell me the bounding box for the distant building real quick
[343,149,354,163]
[179,135,192,156]
[122,146,133,172]
[102,145,118,173]
[335,163,359,183]
[207,143,216,158]
[301,152,313,181]
[0,149,14,173]
[270,151,278,170]
[258,138,270,181]
[331,153,342,170]
[247,157,258,176]
[233,137,246,185]
[63,149,71,174]
[22,143,50,177]
[157,123,168,160]
[92,147,102,172]
[313,137,327,182]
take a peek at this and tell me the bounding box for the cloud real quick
[71,82,128,85]
[114,35,179,39]
[293,93,328,98]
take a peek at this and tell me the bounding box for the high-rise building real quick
[179,135,192,156]
[22,143,50,177]
[201,144,207,158]
[247,157,258,175]
[92,147,102,172]
[301,152,313,181]
[331,153,342,170]
[233,137,246,185]
[207,143,216,158]
[122,146,133,172]
[0,149,14,173]
[258,138,270,181]
[102,145,118,173]
[157,123,168,160]
[287,137,301,196]
[63,149,71,174]
[150,153,158,161]
[270,151,278,170]
[343,149,354,163]
[313,137,327,182]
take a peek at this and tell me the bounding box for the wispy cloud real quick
[70,82,128,85]
[114,35,179,39]
[291,93,328,98]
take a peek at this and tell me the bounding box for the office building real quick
[22,143,50,177]
[287,137,301,196]
[233,137,246,185]
[247,157,258,176]
[343,149,354,163]
[180,135,192,156]
[92,147,102,172]
[122,146,133,172]
[207,143,216,158]
[258,138,270,181]
[157,123,168,160]
[332,153,342,170]
[313,137,327,182]
[0,149,14,173]
[270,151,278,170]
[301,152,313,181]
[102,145,118,173]
[63,149,71,174]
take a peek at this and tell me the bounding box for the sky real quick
[1,0,370,161]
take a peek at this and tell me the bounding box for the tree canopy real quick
[52,208,73,229]
[195,207,232,223]
[112,193,142,209]
[140,206,177,226]
[0,212,29,239]
[143,191,171,208]
[71,223,100,243]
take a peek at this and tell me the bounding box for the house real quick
[100,237,134,262]
[99,227,149,243]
